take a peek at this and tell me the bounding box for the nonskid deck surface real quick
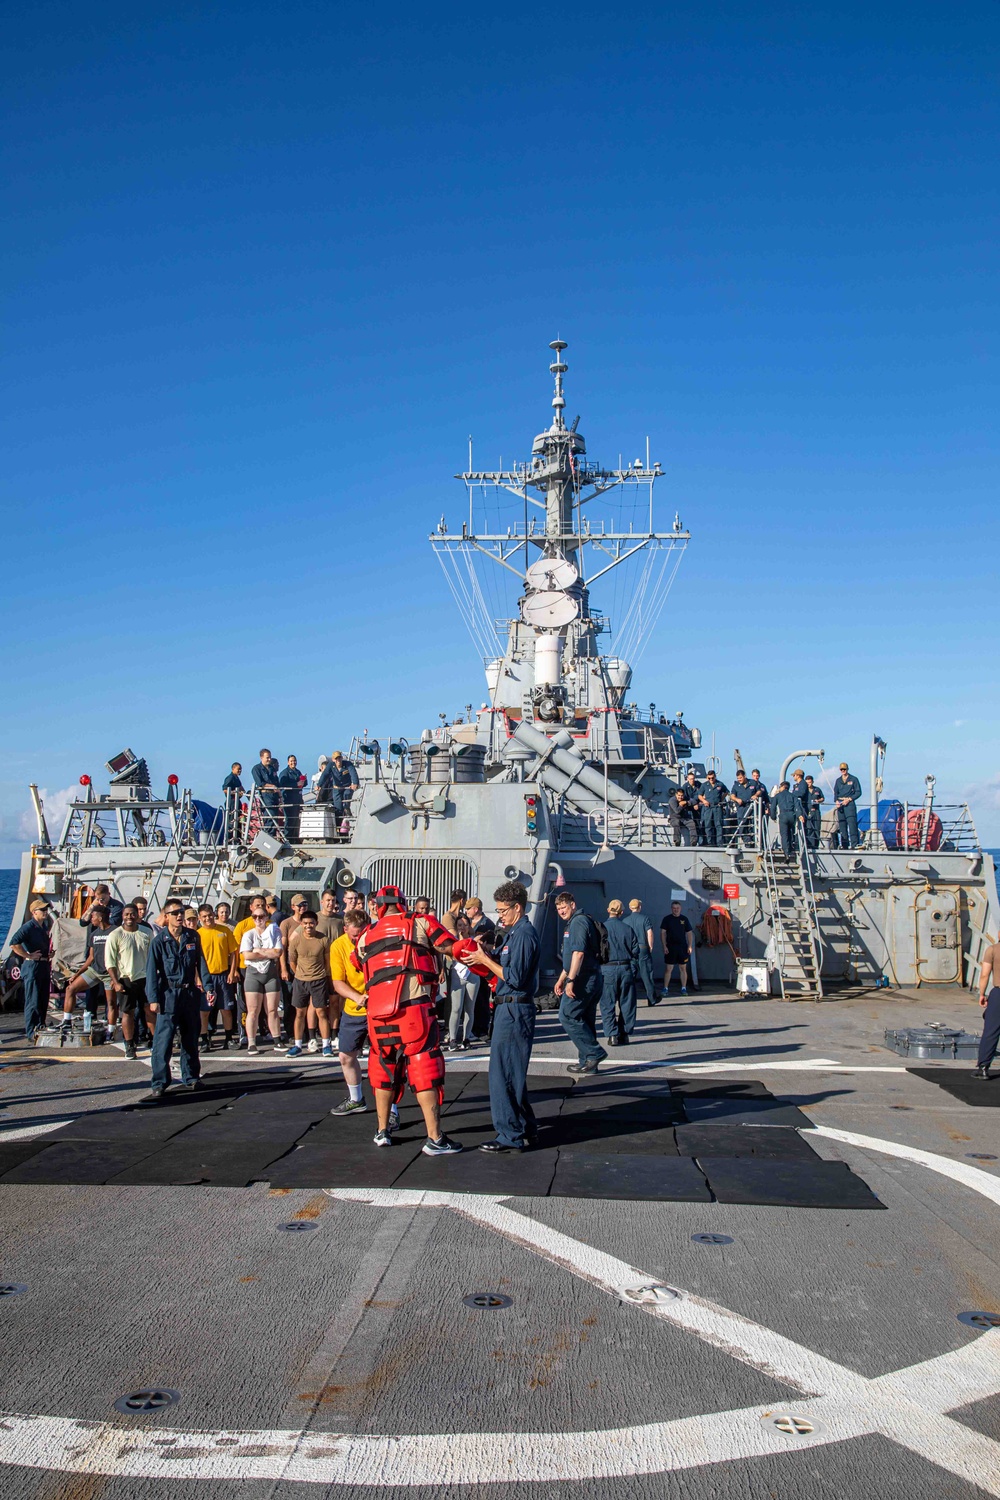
[0,1066,883,1208]
[1,990,999,1499]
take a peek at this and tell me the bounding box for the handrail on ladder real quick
[796,834,825,996]
[146,807,186,913]
[761,835,791,990]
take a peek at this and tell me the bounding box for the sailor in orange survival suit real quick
[354,886,464,1155]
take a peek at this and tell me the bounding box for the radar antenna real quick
[431,341,690,673]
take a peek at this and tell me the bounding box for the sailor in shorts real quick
[239,907,285,1054]
[328,910,396,1127]
[62,903,115,1036]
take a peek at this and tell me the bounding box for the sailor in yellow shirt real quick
[234,896,267,969]
[329,911,398,1124]
[197,902,239,1050]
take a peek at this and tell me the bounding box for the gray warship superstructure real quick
[5,344,996,1002]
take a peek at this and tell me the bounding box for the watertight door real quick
[914,890,960,983]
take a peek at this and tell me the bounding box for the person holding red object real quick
[355,886,462,1155]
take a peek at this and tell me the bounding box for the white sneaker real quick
[387,1107,400,1134]
[307,1038,319,1053]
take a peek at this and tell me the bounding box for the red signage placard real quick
[722,883,740,900]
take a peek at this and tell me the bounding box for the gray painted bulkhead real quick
[6,774,998,998]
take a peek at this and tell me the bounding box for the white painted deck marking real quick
[3,1047,914,1074]
[0,1120,75,1142]
[2,1083,999,1487]
[447,1053,910,1074]
[806,1124,1000,1206]
[670,1058,907,1073]
[2,1173,998,1488]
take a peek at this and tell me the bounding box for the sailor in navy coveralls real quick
[146,900,204,1097]
[472,881,540,1152]
[834,763,863,849]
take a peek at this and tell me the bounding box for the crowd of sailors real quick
[215,749,866,854]
[220,748,358,841]
[666,762,864,852]
[9,882,730,1152]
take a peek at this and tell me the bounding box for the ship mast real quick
[431,342,690,740]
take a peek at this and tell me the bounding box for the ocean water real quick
[0,868,20,940]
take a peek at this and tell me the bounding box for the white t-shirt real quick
[239,922,283,975]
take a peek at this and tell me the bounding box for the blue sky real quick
[3,0,999,862]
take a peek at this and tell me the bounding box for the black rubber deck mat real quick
[237,1077,337,1104]
[218,1099,336,1134]
[441,1087,496,1115]
[549,1152,711,1202]
[395,1142,560,1195]
[0,1138,59,1174]
[264,1138,425,1189]
[0,1139,162,1185]
[109,1141,290,1187]
[699,1156,885,1209]
[678,1097,813,1128]
[558,1091,685,1125]
[46,1101,228,1143]
[548,1119,680,1155]
[674,1123,820,1161]
[439,1068,486,1102]
[667,1079,773,1099]
[176,1112,320,1147]
[0,1069,880,1205]
[907,1069,1000,1106]
[141,1070,306,1101]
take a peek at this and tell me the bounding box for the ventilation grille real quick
[362,856,479,915]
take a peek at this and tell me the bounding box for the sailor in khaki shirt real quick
[287,909,333,1058]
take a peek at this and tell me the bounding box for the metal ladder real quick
[167,841,225,909]
[145,830,183,913]
[762,833,824,1000]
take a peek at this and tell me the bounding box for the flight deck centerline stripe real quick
[804,1125,1000,1207]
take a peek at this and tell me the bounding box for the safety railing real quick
[860,802,980,854]
[726,799,764,851]
[59,790,203,851]
[761,836,793,982]
[146,805,196,913]
[235,786,356,846]
[797,842,825,968]
[550,786,982,860]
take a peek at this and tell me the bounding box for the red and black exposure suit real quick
[355,910,453,1100]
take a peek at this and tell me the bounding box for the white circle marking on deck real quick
[2,1153,1000,1488]
[2,1098,999,1486]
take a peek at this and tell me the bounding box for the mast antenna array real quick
[431,342,690,665]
